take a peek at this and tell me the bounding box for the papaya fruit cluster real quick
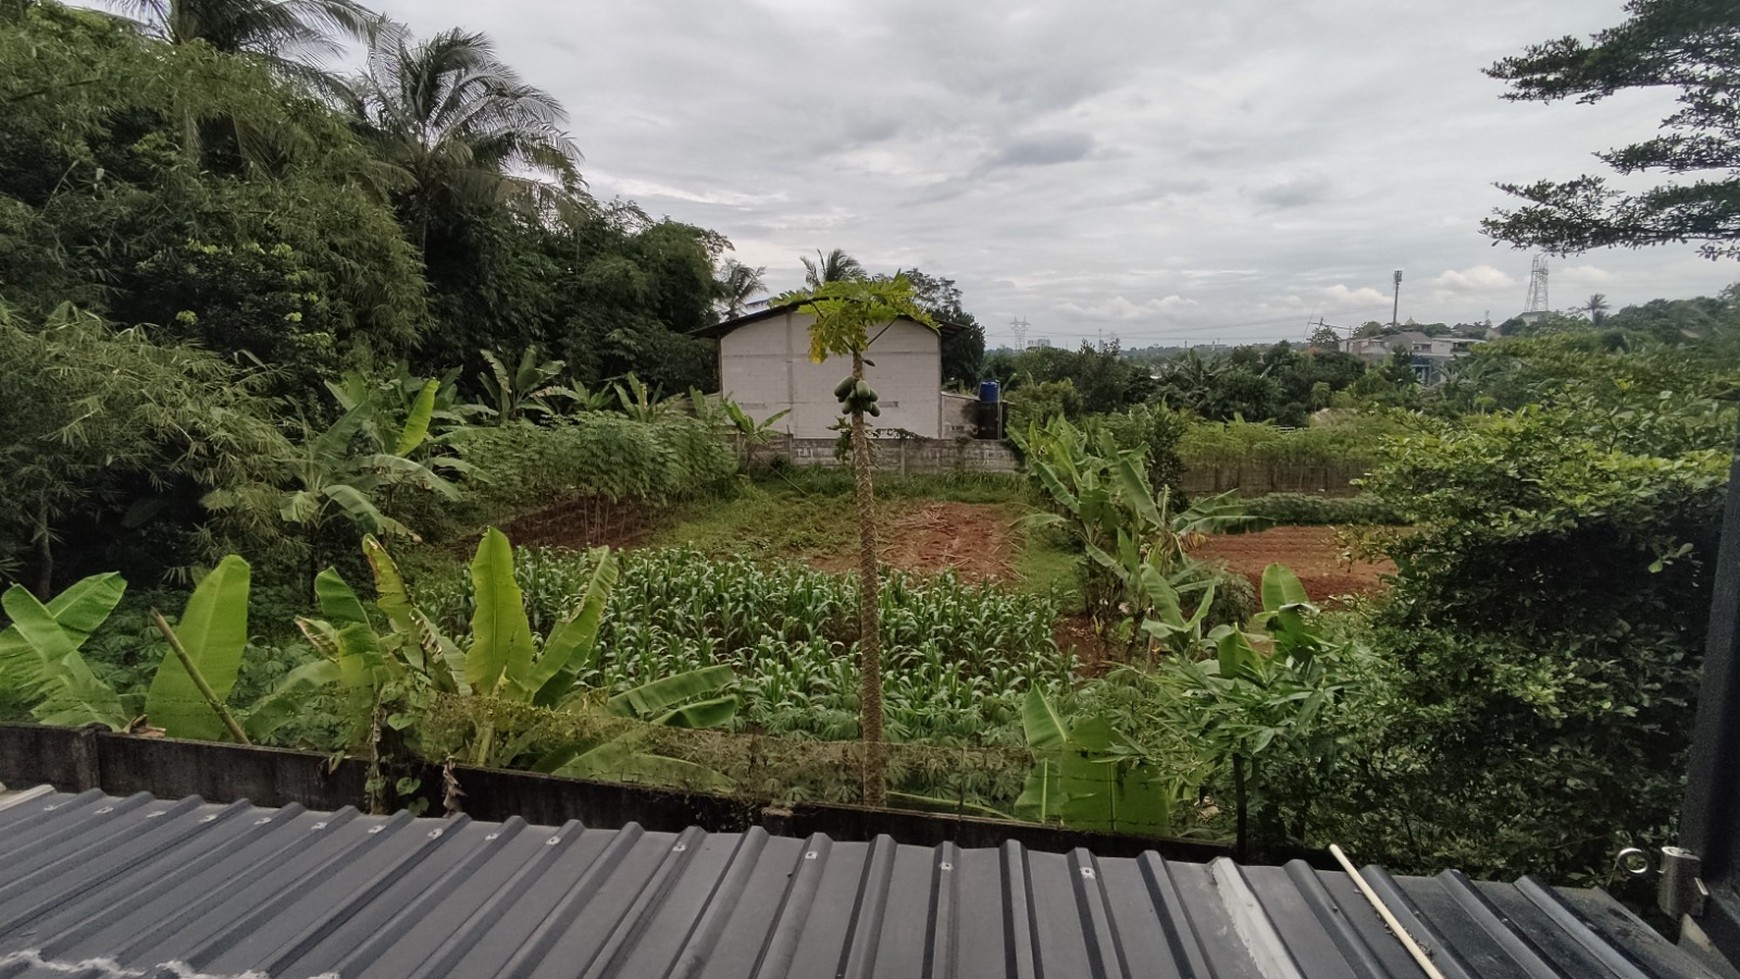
[833,376,881,417]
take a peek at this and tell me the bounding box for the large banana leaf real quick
[242,659,342,741]
[649,695,739,729]
[315,566,371,626]
[1020,686,1068,751]
[0,573,125,704]
[394,379,439,456]
[606,665,735,720]
[1260,563,1311,613]
[1015,690,1172,834]
[2,585,128,730]
[323,484,415,538]
[467,528,534,698]
[530,550,617,706]
[146,555,250,740]
[362,535,416,634]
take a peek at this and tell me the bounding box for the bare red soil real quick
[816,501,1019,582]
[1192,525,1394,603]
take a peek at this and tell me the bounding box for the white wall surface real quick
[719,311,942,438]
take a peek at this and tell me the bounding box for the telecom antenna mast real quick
[1524,255,1550,313]
[1391,269,1403,328]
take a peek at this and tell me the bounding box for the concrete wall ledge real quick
[0,723,1279,863]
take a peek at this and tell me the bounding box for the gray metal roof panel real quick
[0,789,1723,979]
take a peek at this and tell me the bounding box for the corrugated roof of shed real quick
[0,787,1721,979]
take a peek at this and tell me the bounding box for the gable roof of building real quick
[0,785,1715,978]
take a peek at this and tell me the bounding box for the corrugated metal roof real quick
[0,786,1722,979]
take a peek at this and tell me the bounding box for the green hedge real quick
[452,415,738,517]
[1241,493,1404,526]
[1178,414,1401,472]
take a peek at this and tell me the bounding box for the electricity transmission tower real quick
[1524,255,1550,314]
[1009,316,1030,350]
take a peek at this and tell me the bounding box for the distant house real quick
[1342,331,1481,385]
[696,304,972,439]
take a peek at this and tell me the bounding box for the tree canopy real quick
[1483,0,1740,259]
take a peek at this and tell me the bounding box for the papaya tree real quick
[781,275,936,805]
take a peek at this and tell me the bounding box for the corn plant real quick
[414,547,1072,755]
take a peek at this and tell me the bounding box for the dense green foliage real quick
[1342,329,1738,878]
[452,416,739,518]
[0,0,761,594]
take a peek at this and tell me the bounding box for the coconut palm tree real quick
[341,22,583,251]
[801,248,865,290]
[101,0,372,74]
[1583,293,1611,324]
[718,259,766,318]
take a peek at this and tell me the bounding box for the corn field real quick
[415,547,1072,749]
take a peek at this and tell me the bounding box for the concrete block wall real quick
[745,436,1020,474]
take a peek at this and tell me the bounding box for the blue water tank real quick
[978,379,1001,403]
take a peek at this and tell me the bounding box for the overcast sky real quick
[373,0,1738,348]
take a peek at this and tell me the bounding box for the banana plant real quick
[1014,687,1175,834]
[307,530,738,786]
[1018,414,1253,653]
[476,347,566,424]
[0,573,130,730]
[1,558,337,742]
[610,372,683,422]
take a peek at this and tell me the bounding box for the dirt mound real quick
[814,501,1019,582]
[1193,525,1393,603]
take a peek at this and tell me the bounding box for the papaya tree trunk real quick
[850,349,887,806]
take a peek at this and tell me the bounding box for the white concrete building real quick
[699,305,953,438]
[1343,330,1482,385]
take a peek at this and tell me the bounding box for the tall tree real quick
[800,247,865,289]
[101,0,372,79]
[342,22,582,252]
[1582,293,1611,323]
[1483,0,1740,260]
[786,276,936,806]
[717,258,766,318]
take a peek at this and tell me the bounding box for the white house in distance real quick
[698,304,974,439]
[1342,331,1482,385]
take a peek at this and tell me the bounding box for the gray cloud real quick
[983,131,1095,170]
[1244,176,1335,211]
[360,0,1736,346]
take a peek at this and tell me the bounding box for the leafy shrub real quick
[1178,414,1402,474]
[1241,493,1404,526]
[450,415,738,519]
[1348,382,1734,880]
[1090,404,1189,500]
